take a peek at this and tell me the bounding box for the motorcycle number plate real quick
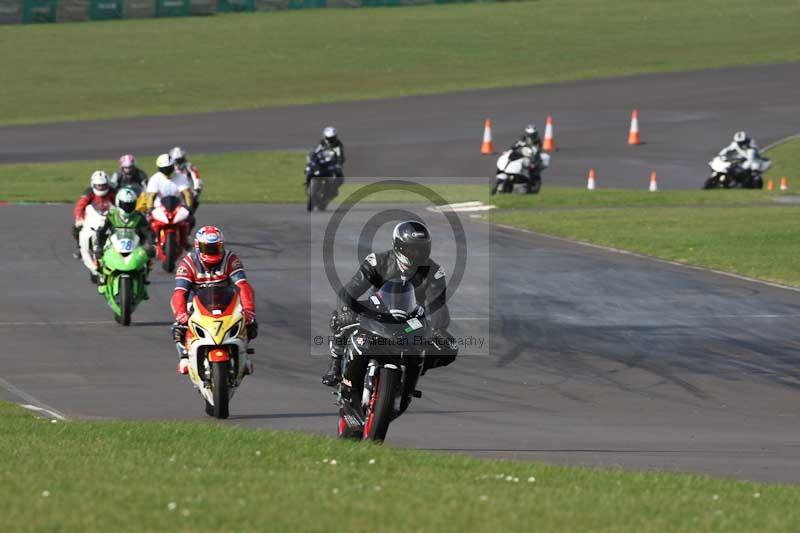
[405,318,423,331]
[118,239,133,252]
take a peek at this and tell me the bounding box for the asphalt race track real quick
[2,64,800,484]
[3,202,800,483]
[1,63,799,189]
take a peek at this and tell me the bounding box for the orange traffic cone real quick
[628,109,641,145]
[587,168,596,190]
[767,179,774,191]
[649,171,658,192]
[780,176,788,191]
[480,119,494,155]
[542,115,555,152]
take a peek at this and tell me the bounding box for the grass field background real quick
[1,0,799,125]
[3,402,799,532]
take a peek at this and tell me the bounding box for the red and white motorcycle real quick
[149,195,191,272]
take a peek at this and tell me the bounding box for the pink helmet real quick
[119,154,136,168]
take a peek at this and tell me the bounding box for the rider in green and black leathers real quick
[94,188,156,291]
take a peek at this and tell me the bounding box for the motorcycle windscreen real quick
[375,279,417,320]
[195,286,236,312]
[112,228,139,254]
[161,195,181,212]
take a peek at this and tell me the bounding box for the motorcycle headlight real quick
[224,320,242,341]
[193,323,207,339]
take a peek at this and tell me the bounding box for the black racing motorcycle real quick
[335,280,452,442]
[305,149,340,212]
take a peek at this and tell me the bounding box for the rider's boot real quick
[321,355,342,387]
[90,273,99,284]
[173,324,189,375]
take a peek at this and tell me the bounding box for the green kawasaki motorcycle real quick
[97,228,149,326]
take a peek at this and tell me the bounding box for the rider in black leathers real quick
[305,126,345,190]
[321,221,457,387]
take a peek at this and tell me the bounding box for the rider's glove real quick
[145,245,156,258]
[171,321,188,343]
[94,247,103,259]
[175,312,189,325]
[337,305,357,329]
[246,320,259,340]
[243,309,256,324]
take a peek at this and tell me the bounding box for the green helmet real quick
[116,187,138,215]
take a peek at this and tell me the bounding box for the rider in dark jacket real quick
[306,126,345,189]
[321,221,456,387]
[110,154,148,196]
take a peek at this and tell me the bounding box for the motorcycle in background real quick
[305,148,340,212]
[150,195,191,272]
[704,149,771,189]
[97,228,150,326]
[491,146,550,195]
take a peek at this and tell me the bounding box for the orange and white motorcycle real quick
[182,285,253,419]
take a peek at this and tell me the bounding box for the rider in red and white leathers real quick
[72,171,115,259]
[170,226,257,374]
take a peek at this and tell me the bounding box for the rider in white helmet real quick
[512,124,542,152]
[717,131,764,180]
[169,146,202,210]
[72,171,115,260]
[306,126,346,189]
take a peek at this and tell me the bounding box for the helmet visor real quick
[198,241,223,256]
[119,200,136,213]
[93,182,109,192]
[395,241,431,268]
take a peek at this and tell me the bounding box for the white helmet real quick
[115,187,138,218]
[524,124,538,136]
[323,126,337,140]
[90,170,110,197]
[169,146,187,166]
[733,131,751,146]
[156,153,174,175]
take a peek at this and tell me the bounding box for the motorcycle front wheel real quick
[363,367,400,442]
[527,177,542,194]
[119,275,132,326]
[211,361,230,419]
[307,180,321,212]
[164,233,177,273]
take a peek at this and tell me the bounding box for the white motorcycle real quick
[182,285,253,419]
[704,149,771,189]
[491,146,550,195]
[78,204,109,281]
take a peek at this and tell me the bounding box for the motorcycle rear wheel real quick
[363,367,400,442]
[211,361,230,419]
[119,276,132,326]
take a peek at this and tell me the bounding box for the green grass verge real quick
[0,151,492,204]
[3,402,799,532]
[487,137,800,287]
[0,150,789,206]
[491,205,800,286]
[765,137,800,186]
[2,0,800,125]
